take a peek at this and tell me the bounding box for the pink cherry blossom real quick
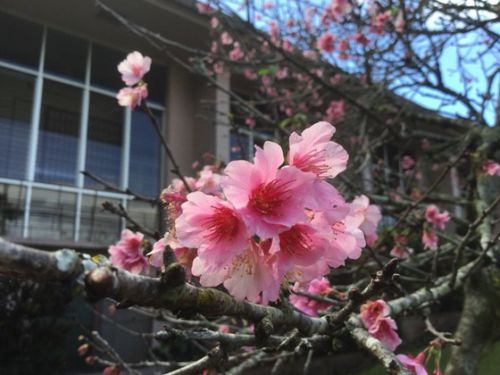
[482,160,500,176]
[220,32,233,45]
[229,42,245,61]
[148,236,167,268]
[270,222,329,273]
[210,17,219,29]
[290,277,332,316]
[369,316,402,351]
[191,240,280,304]
[245,117,256,128]
[195,165,222,194]
[218,324,230,333]
[394,11,405,33]
[422,227,438,250]
[390,234,413,259]
[317,32,335,53]
[360,299,390,327]
[244,69,257,80]
[117,51,152,86]
[196,2,214,14]
[176,192,248,269]
[370,10,392,34]
[108,229,148,274]
[116,85,148,109]
[221,141,315,238]
[326,100,345,123]
[396,352,428,375]
[402,155,415,170]
[102,366,122,375]
[148,232,196,278]
[213,62,224,75]
[424,205,450,230]
[330,0,352,21]
[276,67,288,80]
[349,195,382,246]
[317,212,366,268]
[390,245,412,259]
[360,299,401,351]
[288,121,348,179]
[354,32,370,46]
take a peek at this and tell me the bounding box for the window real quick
[0,12,42,69]
[129,111,161,197]
[45,29,87,81]
[36,80,81,185]
[230,127,275,161]
[29,188,76,241]
[85,93,124,189]
[0,68,34,180]
[0,183,25,238]
[0,12,166,244]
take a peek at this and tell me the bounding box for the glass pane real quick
[0,12,42,68]
[0,68,34,179]
[147,64,167,104]
[45,29,87,81]
[36,80,81,185]
[129,111,161,197]
[230,130,249,161]
[80,195,122,244]
[90,44,124,91]
[0,183,25,238]
[127,200,159,234]
[85,93,123,188]
[29,188,76,240]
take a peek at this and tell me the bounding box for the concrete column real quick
[214,71,231,163]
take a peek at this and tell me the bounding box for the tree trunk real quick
[445,267,500,375]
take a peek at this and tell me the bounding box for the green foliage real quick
[0,276,73,375]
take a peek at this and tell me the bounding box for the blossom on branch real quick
[116,85,148,109]
[290,277,333,316]
[360,299,402,351]
[108,229,148,274]
[117,51,151,86]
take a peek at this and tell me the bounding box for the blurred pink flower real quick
[108,229,148,274]
[221,141,314,238]
[482,160,500,176]
[116,85,148,109]
[422,228,438,250]
[326,100,345,123]
[425,205,450,230]
[401,155,415,170]
[396,352,428,375]
[117,51,151,86]
[349,195,382,246]
[290,277,332,316]
[220,32,233,45]
[288,121,348,179]
[317,32,335,52]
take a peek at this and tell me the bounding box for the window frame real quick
[0,22,166,243]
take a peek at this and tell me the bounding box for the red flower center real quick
[249,179,291,216]
[204,205,240,242]
[279,225,313,256]
[293,149,329,176]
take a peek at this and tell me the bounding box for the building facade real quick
[0,0,231,251]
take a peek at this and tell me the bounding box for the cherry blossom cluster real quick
[197,0,412,127]
[116,51,151,109]
[108,121,382,305]
[289,277,333,316]
[360,299,401,351]
[422,205,450,251]
[397,337,447,375]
